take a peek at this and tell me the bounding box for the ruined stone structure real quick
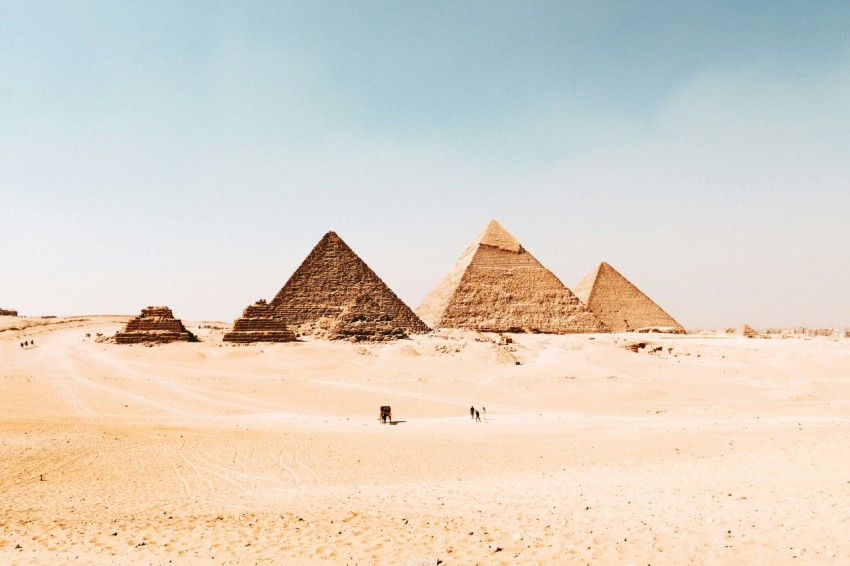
[269,231,429,341]
[573,262,685,333]
[114,306,197,344]
[0,308,17,316]
[222,299,296,343]
[417,220,605,333]
[737,324,759,338]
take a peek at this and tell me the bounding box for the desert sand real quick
[1,315,849,564]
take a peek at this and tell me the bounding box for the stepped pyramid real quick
[270,231,429,341]
[573,262,684,333]
[222,299,296,343]
[416,220,606,333]
[115,306,197,344]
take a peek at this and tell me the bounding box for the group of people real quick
[19,339,34,349]
[469,405,486,422]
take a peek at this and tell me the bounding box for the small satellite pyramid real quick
[115,306,198,344]
[270,231,429,341]
[573,262,684,333]
[222,299,296,343]
[416,220,605,333]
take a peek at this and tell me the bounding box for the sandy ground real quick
[1,315,849,564]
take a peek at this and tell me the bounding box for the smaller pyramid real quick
[271,231,429,341]
[222,299,296,343]
[115,306,197,344]
[417,220,606,333]
[574,262,684,333]
[737,324,759,338]
[327,294,410,342]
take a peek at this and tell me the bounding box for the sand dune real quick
[1,316,849,563]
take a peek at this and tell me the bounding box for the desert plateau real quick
[1,314,849,564]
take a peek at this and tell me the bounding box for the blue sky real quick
[2,1,849,328]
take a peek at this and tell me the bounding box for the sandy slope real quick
[1,315,849,564]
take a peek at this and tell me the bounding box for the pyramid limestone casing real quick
[573,262,684,333]
[115,306,197,344]
[417,220,606,333]
[222,299,296,343]
[271,232,429,341]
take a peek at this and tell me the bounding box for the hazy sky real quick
[2,1,849,328]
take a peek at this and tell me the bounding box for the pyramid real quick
[573,262,685,333]
[270,231,429,341]
[416,220,606,333]
[737,324,759,338]
[115,306,198,344]
[222,299,296,343]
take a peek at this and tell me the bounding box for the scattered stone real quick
[622,342,648,353]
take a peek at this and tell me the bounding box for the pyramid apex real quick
[477,220,522,253]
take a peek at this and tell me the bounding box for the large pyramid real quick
[270,231,429,341]
[573,262,685,333]
[416,220,606,333]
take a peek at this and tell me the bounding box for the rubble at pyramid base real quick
[634,326,686,334]
[115,331,196,344]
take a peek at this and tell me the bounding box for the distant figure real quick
[20,342,23,349]
[475,410,481,422]
[470,405,475,419]
[482,407,487,420]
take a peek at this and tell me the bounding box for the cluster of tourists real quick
[469,405,486,422]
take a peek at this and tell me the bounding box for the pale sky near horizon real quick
[2,1,849,329]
